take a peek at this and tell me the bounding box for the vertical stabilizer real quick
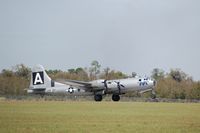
[29,64,52,89]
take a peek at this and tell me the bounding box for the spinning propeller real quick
[114,81,125,94]
[102,80,108,94]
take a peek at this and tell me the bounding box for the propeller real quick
[102,80,108,94]
[114,81,125,94]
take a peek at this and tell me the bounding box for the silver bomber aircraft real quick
[27,65,156,101]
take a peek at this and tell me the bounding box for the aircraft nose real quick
[149,79,156,87]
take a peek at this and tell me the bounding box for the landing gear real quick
[151,90,156,99]
[40,94,45,98]
[151,94,156,99]
[112,94,120,101]
[94,95,103,102]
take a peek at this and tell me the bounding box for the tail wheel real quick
[112,94,120,101]
[94,95,102,102]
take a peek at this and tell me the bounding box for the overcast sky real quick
[0,0,200,80]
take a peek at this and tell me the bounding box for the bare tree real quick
[151,68,165,80]
[89,60,101,80]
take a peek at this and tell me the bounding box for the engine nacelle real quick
[90,79,105,89]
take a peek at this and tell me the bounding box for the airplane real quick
[27,64,156,101]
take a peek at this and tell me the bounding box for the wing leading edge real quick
[56,79,93,91]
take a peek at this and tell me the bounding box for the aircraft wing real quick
[56,79,93,91]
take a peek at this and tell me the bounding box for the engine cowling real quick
[90,79,105,89]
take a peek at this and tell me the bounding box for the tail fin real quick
[30,64,54,89]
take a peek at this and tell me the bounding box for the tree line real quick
[0,61,199,99]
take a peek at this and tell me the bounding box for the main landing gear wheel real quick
[112,94,120,102]
[151,94,156,99]
[151,90,156,99]
[40,94,45,98]
[94,95,103,102]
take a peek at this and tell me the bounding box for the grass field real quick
[0,101,199,133]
